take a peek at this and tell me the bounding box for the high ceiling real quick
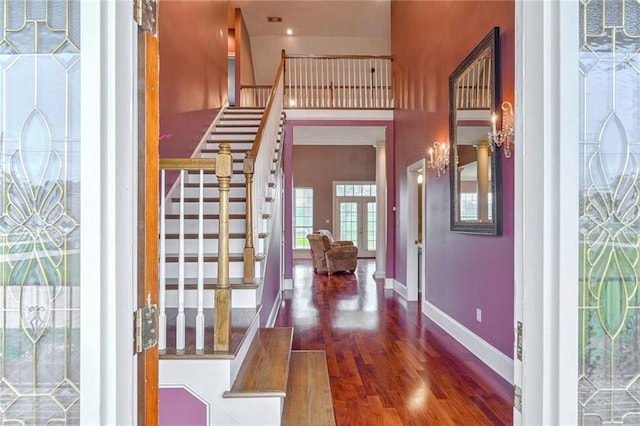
[231,0,390,38]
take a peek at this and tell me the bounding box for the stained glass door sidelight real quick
[0,0,81,423]
[579,0,640,423]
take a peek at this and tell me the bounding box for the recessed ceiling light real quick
[267,16,282,23]
[286,28,293,35]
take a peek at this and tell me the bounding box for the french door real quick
[335,195,376,258]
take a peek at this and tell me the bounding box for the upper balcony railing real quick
[240,52,393,109]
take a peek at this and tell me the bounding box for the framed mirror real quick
[449,27,502,235]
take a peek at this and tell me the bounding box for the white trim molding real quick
[266,290,283,327]
[384,278,395,290]
[392,280,408,299]
[515,0,579,424]
[283,278,294,291]
[423,301,513,384]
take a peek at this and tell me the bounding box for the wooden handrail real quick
[249,52,286,160]
[286,53,393,60]
[242,51,285,284]
[240,84,272,89]
[159,158,216,170]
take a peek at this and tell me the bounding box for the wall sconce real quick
[488,101,514,158]
[427,141,449,177]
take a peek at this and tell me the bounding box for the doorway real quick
[405,160,426,302]
[333,182,376,258]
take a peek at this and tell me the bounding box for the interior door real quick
[135,2,160,424]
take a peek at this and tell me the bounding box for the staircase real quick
[157,105,335,425]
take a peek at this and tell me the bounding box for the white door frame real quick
[404,159,426,302]
[514,1,578,424]
[81,2,137,423]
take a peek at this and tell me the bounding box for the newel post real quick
[214,143,232,351]
[243,153,255,284]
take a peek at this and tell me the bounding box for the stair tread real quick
[165,253,246,262]
[282,351,336,426]
[223,327,293,398]
[164,213,245,219]
[163,232,268,239]
[183,182,245,188]
[159,307,259,359]
[169,197,246,202]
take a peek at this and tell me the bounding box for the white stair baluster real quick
[196,170,205,350]
[177,169,185,351]
[159,170,166,351]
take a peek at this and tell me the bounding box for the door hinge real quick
[516,321,523,361]
[135,293,157,353]
[133,0,157,34]
[514,385,522,412]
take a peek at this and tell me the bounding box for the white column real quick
[374,141,386,278]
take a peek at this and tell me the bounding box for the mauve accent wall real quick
[159,387,207,425]
[293,145,376,234]
[391,1,515,357]
[158,0,228,159]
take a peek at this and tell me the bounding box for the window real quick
[293,188,313,249]
[459,193,493,221]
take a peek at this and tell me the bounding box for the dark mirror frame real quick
[449,27,502,235]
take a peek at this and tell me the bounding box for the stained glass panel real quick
[0,0,81,424]
[579,0,640,423]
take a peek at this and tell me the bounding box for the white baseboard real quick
[373,270,386,279]
[283,278,294,291]
[384,278,395,289]
[266,290,283,328]
[422,301,514,384]
[393,280,408,299]
[292,250,311,260]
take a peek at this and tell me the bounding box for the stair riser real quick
[178,186,246,198]
[164,288,259,309]
[208,134,256,142]
[214,126,259,133]
[164,238,264,254]
[168,202,246,215]
[217,119,261,126]
[164,219,246,234]
[204,141,253,151]
[184,174,245,184]
[164,261,245,279]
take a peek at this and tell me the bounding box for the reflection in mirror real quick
[449,27,502,235]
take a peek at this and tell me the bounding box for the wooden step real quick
[282,351,336,426]
[223,327,293,398]
[159,307,259,359]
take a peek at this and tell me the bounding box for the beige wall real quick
[293,145,376,236]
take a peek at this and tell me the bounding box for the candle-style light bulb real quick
[491,113,497,136]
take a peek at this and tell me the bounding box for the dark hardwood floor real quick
[275,259,513,425]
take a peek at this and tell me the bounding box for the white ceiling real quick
[231,0,390,38]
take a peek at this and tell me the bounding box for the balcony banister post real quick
[214,142,232,352]
[243,153,255,284]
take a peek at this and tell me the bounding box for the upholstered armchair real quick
[307,232,358,274]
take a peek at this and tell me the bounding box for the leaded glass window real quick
[0,0,81,423]
[579,0,640,423]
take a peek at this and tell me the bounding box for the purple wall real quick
[159,387,207,426]
[391,1,515,357]
[260,176,284,326]
[283,120,395,281]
